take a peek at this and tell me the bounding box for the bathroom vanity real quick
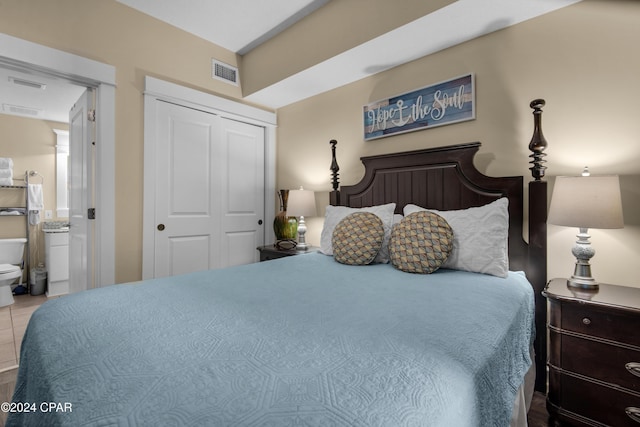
[44,229,69,297]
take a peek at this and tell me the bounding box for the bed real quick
[8,101,549,427]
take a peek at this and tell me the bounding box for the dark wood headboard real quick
[330,142,527,271]
[329,99,549,392]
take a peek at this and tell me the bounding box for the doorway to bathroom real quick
[0,33,116,290]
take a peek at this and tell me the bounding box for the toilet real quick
[0,238,27,307]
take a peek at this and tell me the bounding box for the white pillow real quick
[320,203,396,263]
[403,198,509,277]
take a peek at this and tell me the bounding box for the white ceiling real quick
[0,0,580,122]
[0,66,86,123]
[244,0,582,108]
[116,0,331,55]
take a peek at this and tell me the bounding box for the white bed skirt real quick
[510,348,537,427]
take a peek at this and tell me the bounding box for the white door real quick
[68,89,94,293]
[219,118,265,267]
[153,102,265,278]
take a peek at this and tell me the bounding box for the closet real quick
[142,77,277,280]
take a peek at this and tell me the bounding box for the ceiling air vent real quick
[212,59,239,86]
[3,103,43,118]
[8,76,47,90]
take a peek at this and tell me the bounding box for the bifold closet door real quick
[218,117,265,268]
[152,101,265,278]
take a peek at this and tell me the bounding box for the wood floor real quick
[529,391,558,426]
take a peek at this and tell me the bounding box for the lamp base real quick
[568,275,599,289]
[296,216,309,251]
[567,228,598,289]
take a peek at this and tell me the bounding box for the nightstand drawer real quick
[561,302,640,347]
[546,279,640,426]
[557,372,640,426]
[560,333,640,392]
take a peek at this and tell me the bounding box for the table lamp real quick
[287,186,316,251]
[547,169,624,288]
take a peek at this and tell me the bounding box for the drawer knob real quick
[626,407,640,423]
[582,317,591,325]
[627,362,640,378]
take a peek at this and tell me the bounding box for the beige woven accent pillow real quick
[390,211,453,274]
[403,198,509,277]
[332,212,385,265]
[320,203,396,263]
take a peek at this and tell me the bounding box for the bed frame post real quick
[329,139,340,205]
[528,99,548,393]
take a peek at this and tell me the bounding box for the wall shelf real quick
[0,174,36,291]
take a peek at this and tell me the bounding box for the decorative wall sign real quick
[363,74,475,140]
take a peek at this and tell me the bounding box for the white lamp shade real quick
[548,175,624,229]
[287,188,316,217]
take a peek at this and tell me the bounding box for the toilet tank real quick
[0,238,27,264]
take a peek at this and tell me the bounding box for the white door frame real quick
[0,32,116,287]
[142,76,277,280]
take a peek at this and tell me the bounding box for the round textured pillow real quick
[390,211,453,274]
[332,212,384,265]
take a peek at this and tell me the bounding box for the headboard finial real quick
[329,139,340,192]
[528,99,548,181]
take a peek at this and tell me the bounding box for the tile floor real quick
[0,294,48,371]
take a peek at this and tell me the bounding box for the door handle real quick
[258,219,263,225]
[157,224,165,231]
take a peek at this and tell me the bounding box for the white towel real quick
[0,169,12,179]
[0,177,13,186]
[28,184,44,211]
[28,184,44,226]
[0,158,13,169]
[29,211,41,226]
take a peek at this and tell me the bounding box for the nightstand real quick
[543,278,640,426]
[257,245,318,262]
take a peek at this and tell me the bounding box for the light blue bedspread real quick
[9,253,534,426]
